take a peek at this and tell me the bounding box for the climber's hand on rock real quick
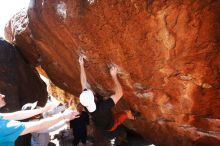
[110,66,118,77]
[79,54,87,66]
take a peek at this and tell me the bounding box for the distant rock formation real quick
[5,0,220,145]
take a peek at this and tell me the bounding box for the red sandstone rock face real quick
[5,0,220,145]
[0,38,47,111]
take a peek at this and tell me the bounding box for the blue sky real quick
[0,0,29,38]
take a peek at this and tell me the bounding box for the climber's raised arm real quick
[110,66,123,104]
[79,55,89,90]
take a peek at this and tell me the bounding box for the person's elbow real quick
[116,87,123,97]
[114,90,123,101]
[117,90,123,98]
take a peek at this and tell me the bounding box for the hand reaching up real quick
[110,65,118,77]
[79,54,87,66]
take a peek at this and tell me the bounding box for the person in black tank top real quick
[78,55,139,136]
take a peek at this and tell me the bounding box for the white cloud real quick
[0,0,30,38]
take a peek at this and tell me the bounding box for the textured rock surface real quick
[0,38,47,112]
[5,0,220,145]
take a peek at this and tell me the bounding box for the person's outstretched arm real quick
[79,55,89,90]
[110,66,123,104]
[37,120,66,133]
[21,109,78,135]
[0,103,57,120]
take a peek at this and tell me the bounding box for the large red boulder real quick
[5,0,220,145]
